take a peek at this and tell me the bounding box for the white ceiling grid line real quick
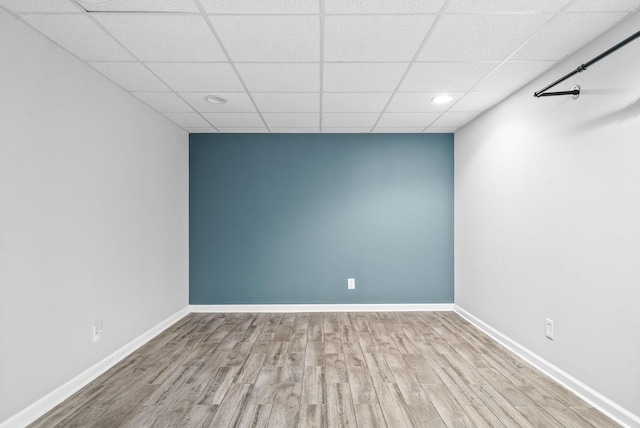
[1,0,639,133]
[194,0,272,131]
[80,5,222,131]
[370,0,452,131]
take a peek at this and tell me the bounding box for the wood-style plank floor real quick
[30,312,619,427]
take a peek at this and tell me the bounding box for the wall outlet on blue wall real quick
[348,278,355,290]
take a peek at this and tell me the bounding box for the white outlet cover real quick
[347,278,355,289]
[545,318,554,340]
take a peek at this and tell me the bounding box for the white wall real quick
[455,11,640,424]
[0,9,189,423]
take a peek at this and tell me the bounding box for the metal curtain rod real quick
[533,29,640,98]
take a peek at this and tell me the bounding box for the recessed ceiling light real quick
[205,95,227,104]
[432,95,454,104]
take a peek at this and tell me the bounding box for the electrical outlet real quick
[347,278,355,290]
[545,318,554,340]
[93,319,103,342]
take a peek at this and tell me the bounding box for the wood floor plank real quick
[324,332,343,354]
[346,366,378,404]
[28,312,620,428]
[268,383,301,428]
[206,383,252,427]
[236,353,267,384]
[326,383,357,427]
[301,366,325,405]
[354,404,387,428]
[195,366,239,405]
[571,406,622,428]
[463,405,506,428]
[324,353,348,384]
[179,404,218,428]
[424,384,476,428]
[236,403,273,428]
[407,403,447,428]
[374,382,415,427]
[149,383,202,428]
[305,341,325,367]
[516,405,564,427]
[363,353,395,384]
[280,352,304,383]
[299,404,326,428]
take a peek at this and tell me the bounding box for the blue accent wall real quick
[189,133,453,304]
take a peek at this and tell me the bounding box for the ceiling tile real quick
[372,128,426,133]
[324,63,408,92]
[322,113,380,127]
[21,14,133,61]
[252,93,319,112]
[217,127,269,133]
[377,112,439,127]
[449,91,511,112]
[77,0,198,12]
[474,61,555,91]
[201,0,318,13]
[445,0,571,13]
[187,127,218,133]
[94,15,225,62]
[400,62,497,92]
[132,92,193,112]
[180,92,256,113]
[321,128,372,133]
[90,62,169,91]
[430,111,479,128]
[387,92,465,112]
[512,12,629,60]
[0,0,79,12]
[417,14,551,61]
[147,63,243,92]
[236,63,320,92]
[163,112,210,128]
[210,15,319,61]
[262,113,319,127]
[325,0,446,13]
[202,113,265,128]
[323,93,391,112]
[270,128,320,133]
[567,0,640,11]
[324,15,434,62]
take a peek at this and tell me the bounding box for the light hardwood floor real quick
[30,312,619,427]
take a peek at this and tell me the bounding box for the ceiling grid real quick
[1,0,639,133]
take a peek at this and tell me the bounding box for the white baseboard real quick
[454,305,640,428]
[0,307,190,428]
[190,303,454,313]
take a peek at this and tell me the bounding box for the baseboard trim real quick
[454,305,640,428]
[0,307,190,428]
[190,303,454,313]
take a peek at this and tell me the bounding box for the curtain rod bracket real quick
[571,85,580,100]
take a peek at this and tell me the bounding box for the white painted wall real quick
[0,9,189,423]
[455,11,640,424]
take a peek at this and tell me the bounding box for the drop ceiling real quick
[2,0,639,133]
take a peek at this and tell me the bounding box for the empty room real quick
[1,0,639,427]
